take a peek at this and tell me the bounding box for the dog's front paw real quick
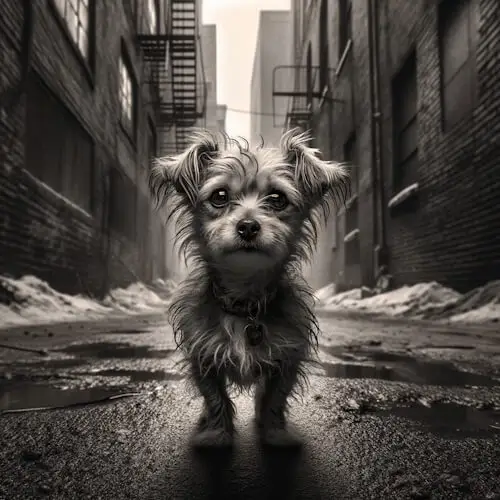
[190,428,234,448]
[259,427,302,448]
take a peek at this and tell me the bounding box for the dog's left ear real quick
[149,129,219,208]
[280,128,350,207]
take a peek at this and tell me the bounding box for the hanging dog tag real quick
[244,322,264,346]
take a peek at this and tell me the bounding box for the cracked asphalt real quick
[0,313,499,499]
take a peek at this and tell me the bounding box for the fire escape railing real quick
[272,65,340,132]
[137,0,207,156]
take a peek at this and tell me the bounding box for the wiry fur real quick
[149,127,350,448]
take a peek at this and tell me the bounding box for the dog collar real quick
[211,284,277,319]
[211,284,277,347]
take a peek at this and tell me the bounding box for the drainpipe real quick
[367,0,388,285]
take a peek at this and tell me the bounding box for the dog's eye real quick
[209,188,229,208]
[267,191,288,211]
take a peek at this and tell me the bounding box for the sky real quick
[202,0,291,139]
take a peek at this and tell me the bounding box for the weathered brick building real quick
[0,0,207,297]
[282,0,500,293]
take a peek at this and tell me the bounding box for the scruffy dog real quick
[149,128,349,448]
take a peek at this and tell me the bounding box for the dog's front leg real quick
[255,360,303,447]
[190,362,235,448]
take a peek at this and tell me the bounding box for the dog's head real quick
[150,128,349,271]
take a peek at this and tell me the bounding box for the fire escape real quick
[272,65,328,132]
[138,0,207,156]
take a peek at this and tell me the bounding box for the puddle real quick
[377,402,500,439]
[5,358,88,369]
[104,329,150,335]
[58,342,177,360]
[321,347,499,387]
[72,369,185,382]
[0,383,139,412]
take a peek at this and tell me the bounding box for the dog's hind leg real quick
[189,363,235,448]
[255,361,303,447]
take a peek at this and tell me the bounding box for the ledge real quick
[343,228,360,243]
[336,39,353,78]
[345,193,358,209]
[22,169,93,223]
[388,182,419,210]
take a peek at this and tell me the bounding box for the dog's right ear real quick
[149,129,219,208]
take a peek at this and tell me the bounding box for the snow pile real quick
[448,303,500,323]
[0,275,113,326]
[446,280,500,324]
[314,282,337,304]
[102,282,169,313]
[316,280,500,325]
[150,278,179,299]
[0,274,175,328]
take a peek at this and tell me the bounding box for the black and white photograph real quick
[0,0,499,498]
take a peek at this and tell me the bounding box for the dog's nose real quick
[236,219,261,241]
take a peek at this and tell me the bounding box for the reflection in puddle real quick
[0,383,137,412]
[0,368,183,412]
[71,369,185,383]
[377,402,500,439]
[321,347,499,387]
[58,342,176,359]
[104,329,149,335]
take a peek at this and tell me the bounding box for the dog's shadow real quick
[188,446,235,499]
[258,445,304,498]
[183,441,313,500]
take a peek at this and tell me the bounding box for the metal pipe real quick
[367,0,388,281]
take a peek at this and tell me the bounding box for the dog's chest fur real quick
[169,275,318,388]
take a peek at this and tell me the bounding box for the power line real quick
[225,106,288,117]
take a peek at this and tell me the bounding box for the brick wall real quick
[296,0,500,293]
[0,0,167,298]
[377,0,500,292]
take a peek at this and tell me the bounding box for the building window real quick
[53,0,91,60]
[392,51,418,190]
[306,43,313,110]
[338,0,352,59]
[146,0,159,34]
[344,133,358,196]
[119,51,136,140]
[319,0,329,90]
[343,133,359,266]
[25,75,94,213]
[109,167,137,241]
[439,0,477,131]
[147,119,157,169]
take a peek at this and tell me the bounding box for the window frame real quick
[145,0,160,35]
[319,0,329,91]
[108,166,138,241]
[25,72,95,216]
[338,0,352,61]
[438,0,478,131]
[118,43,138,145]
[343,133,360,266]
[147,117,157,169]
[48,0,95,83]
[391,50,418,192]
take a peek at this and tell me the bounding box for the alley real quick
[0,313,499,499]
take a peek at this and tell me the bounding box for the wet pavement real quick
[0,313,499,499]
